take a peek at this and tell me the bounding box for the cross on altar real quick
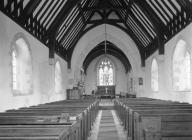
[105,87,108,94]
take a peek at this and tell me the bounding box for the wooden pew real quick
[0,125,71,140]
[0,113,79,140]
[133,111,192,140]
[0,99,99,140]
[11,100,99,139]
[115,98,190,130]
[1,110,85,139]
[115,99,191,138]
[126,105,192,136]
[114,98,192,140]
[15,99,99,138]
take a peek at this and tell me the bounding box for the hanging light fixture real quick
[104,23,107,55]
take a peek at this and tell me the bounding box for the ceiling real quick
[83,41,131,74]
[0,0,192,68]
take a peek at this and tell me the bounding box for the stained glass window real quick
[173,40,191,91]
[98,58,114,86]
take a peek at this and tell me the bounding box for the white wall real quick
[0,12,67,112]
[85,55,128,95]
[70,24,144,96]
[144,23,192,103]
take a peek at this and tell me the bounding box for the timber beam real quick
[83,5,127,11]
[20,0,41,24]
[87,19,123,24]
[134,0,165,56]
[47,0,80,36]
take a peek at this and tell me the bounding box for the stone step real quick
[99,106,114,110]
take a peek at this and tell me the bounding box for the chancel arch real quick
[11,33,33,95]
[172,39,191,91]
[72,25,141,88]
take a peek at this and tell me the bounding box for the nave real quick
[0,98,127,140]
[0,97,192,140]
[0,1,192,139]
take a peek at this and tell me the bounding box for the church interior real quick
[0,0,192,140]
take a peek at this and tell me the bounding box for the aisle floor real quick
[88,100,127,140]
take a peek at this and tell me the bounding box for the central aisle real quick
[88,99,127,140]
[97,110,119,140]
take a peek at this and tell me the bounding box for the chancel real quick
[0,0,192,140]
[105,87,108,94]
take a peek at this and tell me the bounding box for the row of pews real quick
[114,97,192,140]
[0,99,99,140]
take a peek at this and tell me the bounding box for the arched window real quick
[12,36,33,95]
[12,51,17,90]
[97,58,114,86]
[173,40,191,91]
[151,58,159,92]
[55,61,62,93]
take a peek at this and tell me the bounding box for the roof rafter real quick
[177,0,192,19]
[20,0,41,24]
[57,0,92,46]
[68,19,144,67]
[134,0,165,56]
[77,1,86,23]
[1,0,192,68]
[58,13,82,44]
[128,9,153,42]
[115,10,146,66]
[47,0,80,36]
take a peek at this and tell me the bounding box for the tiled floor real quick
[88,100,127,140]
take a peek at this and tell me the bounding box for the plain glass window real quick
[151,58,159,92]
[173,40,191,91]
[12,37,33,95]
[12,51,17,90]
[55,61,62,93]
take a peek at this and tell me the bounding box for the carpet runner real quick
[97,110,119,140]
[88,99,127,140]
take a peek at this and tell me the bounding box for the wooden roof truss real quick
[0,0,191,67]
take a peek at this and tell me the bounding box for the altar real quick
[96,86,115,99]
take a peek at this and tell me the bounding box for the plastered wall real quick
[70,24,144,96]
[144,23,192,103]
[0,12,67,112]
